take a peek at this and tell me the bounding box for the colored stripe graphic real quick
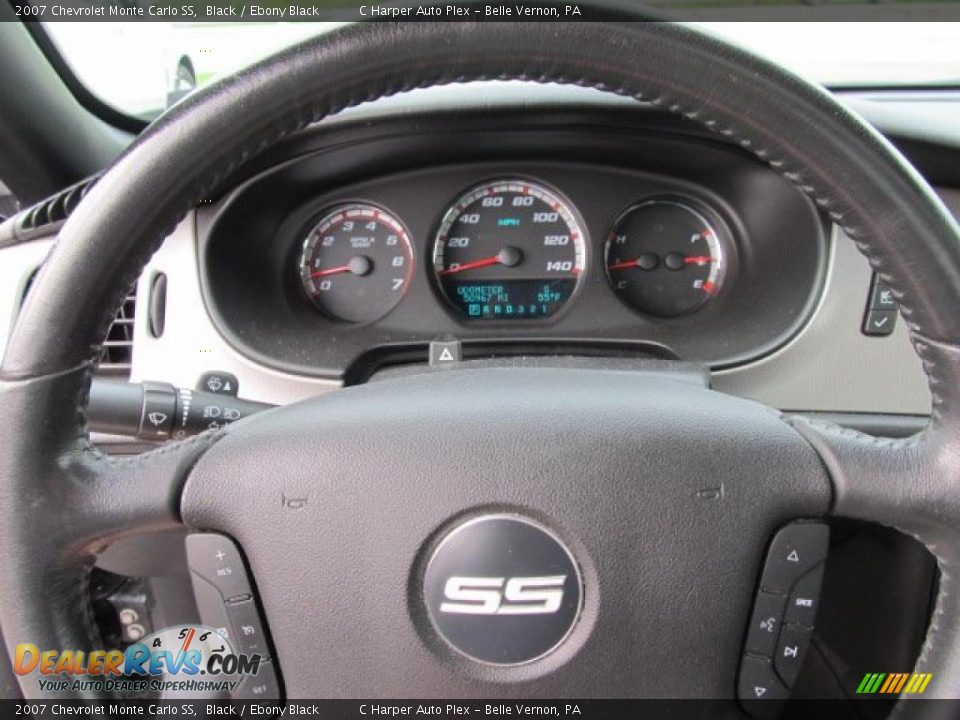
[879,674,896,694]
[858,672,932,695]
[893,673,910,694]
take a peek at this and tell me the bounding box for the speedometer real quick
[432,179,586,320]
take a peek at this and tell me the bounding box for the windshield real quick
[42,18,960,122]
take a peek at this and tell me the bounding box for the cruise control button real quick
[745,591,788,657]
[227,599,270,658]
[775,623,812,687]
[738,656,789,719]
[189,572,234,643]
[233,660,281,700]
[761,523,829,593]
[784,564,824,628]
[185,533,252,601]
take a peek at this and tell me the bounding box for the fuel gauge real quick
[605,199,728,317]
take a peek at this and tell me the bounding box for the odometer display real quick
[433,180,585,320]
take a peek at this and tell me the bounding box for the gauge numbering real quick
[433,180,586,320]
[299,203,413,323]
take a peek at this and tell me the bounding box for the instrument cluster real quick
[199,115,827,378]
[297,178,733,325]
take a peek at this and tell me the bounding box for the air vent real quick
[98,290,137,378]
[15,175,98,238]
[17,270,136,380]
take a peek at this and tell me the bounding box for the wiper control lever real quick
[87,379,273,441]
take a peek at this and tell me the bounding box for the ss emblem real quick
[439,576,566,615]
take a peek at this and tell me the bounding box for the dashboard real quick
[2,82,952,420]
[199,107,826,381]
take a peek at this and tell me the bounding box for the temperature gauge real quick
[605,199,728,317]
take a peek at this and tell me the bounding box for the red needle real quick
[607,259,640,271]
[684,256,715,265]
[309,265,353,278]
[439,255,502,276]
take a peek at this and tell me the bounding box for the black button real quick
[738,656,789,718]
[189,572,235,644]
[185,533,252,601]
[863,310,897,336]
[784,564,824,629]
[197,371,239,396]
[745,591,788,657]
[761,523,829,594]
[227,599,270,658]
[774,623,812,687]
[870,283,897,310]
[233,659,281,700]
[429,340,462,366]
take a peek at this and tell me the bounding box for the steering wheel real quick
[3,17,960,713]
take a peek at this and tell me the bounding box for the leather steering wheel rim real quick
[2,17,960,711]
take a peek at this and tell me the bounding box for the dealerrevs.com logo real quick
[14,625,262,694]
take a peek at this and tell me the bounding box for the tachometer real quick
[605,199,727,317]
[433,180,586,320]
[298,203,413,323]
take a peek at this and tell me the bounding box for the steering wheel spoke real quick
[788,340,960,701]
[12,368,222,550]
[790,417,929,529]
[790,336,960,545]
[78,431,222,543]
[795,413,960,702]
[0,366,220,697]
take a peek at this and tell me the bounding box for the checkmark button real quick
[863,309,897,336]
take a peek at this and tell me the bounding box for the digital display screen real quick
[449,279,576,319]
